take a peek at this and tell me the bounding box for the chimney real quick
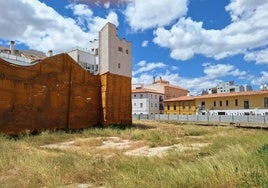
[47,50,53,57]
[10,41,15,55]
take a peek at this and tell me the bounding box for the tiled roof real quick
[132,88,164,94]
[164,90,268,102]
[164,84,189,91]
[164,95,195,102]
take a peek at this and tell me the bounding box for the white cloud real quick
[124,0,188,31]
[132,70,222,95]
[244,49,268,64]
[0,1,118,53]
[153,0,268,62]
[141,40,148,47]
[203,63,246,79]
[104,2,111,8]
[132,61,166,76]
[251,71,268,85]
[132,61,248,95]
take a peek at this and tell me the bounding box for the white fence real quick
[133,114,268,124]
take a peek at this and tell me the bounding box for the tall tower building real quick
[99,23,132,126]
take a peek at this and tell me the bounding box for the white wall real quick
[99,23,132,78]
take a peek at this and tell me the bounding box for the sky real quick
[0,0,268,95]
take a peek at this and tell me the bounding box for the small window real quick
[235,99,238,106]
[155,103,157,107]
[118,46,123,52]
[213,101,216,107]
[244,100,249,109]
[226,100,229,106]
[134,103,136,106]
[140,94,143,98]
[140,103,143,108]
[126,49,129,54]
[220,101,222,107]
[118,63,120,68]
[167,105,170,110]
[174,104,176,111]
[264,98,268,108]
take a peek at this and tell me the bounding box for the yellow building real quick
[164,90,268,116]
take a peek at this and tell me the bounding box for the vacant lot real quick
[0,120,267,188]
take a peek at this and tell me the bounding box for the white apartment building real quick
[208,81,253,94]
[67,39,99,75]
[132,88,164,115]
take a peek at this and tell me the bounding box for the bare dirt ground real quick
[41,136,209,158]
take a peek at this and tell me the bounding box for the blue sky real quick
[0,0,268,95]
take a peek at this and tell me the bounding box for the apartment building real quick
[132,88,164,115]
[207,81,252,94]
[145,77,188,99]
[164,90,268,116]
[0,41,47,65]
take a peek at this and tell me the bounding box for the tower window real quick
[118,63,121,68]
[126,49,129,54]
[118,46,123,52]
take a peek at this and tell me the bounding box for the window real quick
[140,103,143,108]
[226,100,229,106]
[155,95,157,99]
[151,94,153,98]
[174,104,176,110]
[126,49,129,54]
[264,98,268,108]
[140,94,143,98]
[151,103,153,107]
[220,101,222,107]
[118,46,123,52]
[167,105,170,110]
[155,103,157,107]
[213,101,216,107]
[134,103,136,106]
[118,63,120,68]
[134,94,136,97]
[235,99,238,106]
[244,100,249,109]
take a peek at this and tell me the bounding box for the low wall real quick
[133,114,268,125]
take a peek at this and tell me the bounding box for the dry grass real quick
[0,120,267,187]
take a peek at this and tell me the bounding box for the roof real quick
[132,88,164,95]
[164,95,195,102]
[164,84,189,91]
[195,90,268,99]
[164,90,268,102]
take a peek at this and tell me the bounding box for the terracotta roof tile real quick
[132,88,164,94]
[164,90,268,102]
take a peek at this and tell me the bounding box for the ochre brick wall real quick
[0,54,103,134]
[100,73,132,126]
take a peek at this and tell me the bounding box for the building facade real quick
[207,81,253,94]
[144,77,188,99]
[0,22,132,134]
[164,90,268,116]
[132,88,164,115]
